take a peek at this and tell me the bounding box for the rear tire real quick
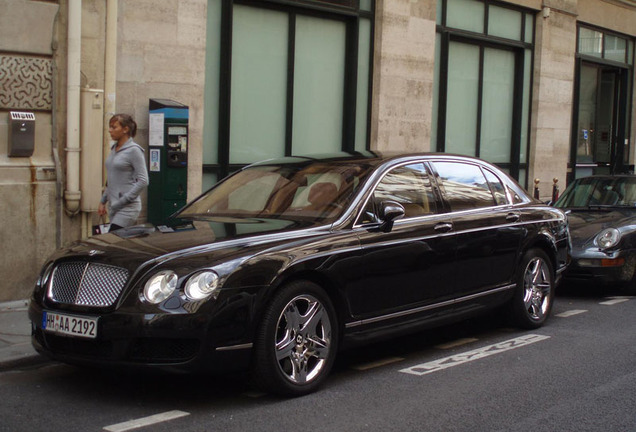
[508,249,554,329]
[251,280,338,397]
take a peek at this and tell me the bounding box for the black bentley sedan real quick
[553,175,636,292]
[29,153,569,396]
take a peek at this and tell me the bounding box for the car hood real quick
[47,217,326,270]
[566,209,636,247]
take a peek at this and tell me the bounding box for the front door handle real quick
[506,212,521,222]
[434,222,453,233]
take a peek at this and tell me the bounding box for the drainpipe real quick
[64,0,82,216]
[103,0,118,184]
[50,7,63,247]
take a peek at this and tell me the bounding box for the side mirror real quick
[378,200,405,232]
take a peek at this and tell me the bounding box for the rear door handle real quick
[506,212,521,222]
[434,222,453,233]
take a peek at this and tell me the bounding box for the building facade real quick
[0,0,634,301]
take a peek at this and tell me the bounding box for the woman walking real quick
[98,113,149,230]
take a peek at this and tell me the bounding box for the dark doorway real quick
[571,62,629,180]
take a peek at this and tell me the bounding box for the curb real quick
[0,351,49,372]
[0,298,50,371]
[0,299,29,311]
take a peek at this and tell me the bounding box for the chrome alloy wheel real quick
[274,294,332,385]
[523,257,551,321]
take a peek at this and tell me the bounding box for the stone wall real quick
[0,0,60,301]
[0,0,209,301]
[371,0,437,153]
[115,0,208,199]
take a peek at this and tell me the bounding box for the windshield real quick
[554,177,636,208]
[178,161,374,222]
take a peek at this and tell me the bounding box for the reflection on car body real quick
[29,152,569,396]
[554,175,636,292]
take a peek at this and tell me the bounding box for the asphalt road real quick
[1,284,635,432]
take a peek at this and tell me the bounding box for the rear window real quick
[432,162,495,211]
[483,169,508,205]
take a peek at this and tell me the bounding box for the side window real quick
[483,169,508,205]
[510,188,524,204]
[360,163,437,223]
[432,162,495,211]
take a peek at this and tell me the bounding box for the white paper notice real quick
[149,113,165,147]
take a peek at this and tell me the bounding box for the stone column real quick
[529,1,578,198]
[371,0,437,153]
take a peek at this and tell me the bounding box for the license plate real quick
[42,311,98,339]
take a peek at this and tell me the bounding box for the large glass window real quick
[230,6,288,164]
[579,27,603,58]
[447,0,484,33]
[434,0,533,186]
[445,44,515,164]
[481,48,515,163]
[445,42,479,156]
[203,0,374,187]
[292,15,346,155]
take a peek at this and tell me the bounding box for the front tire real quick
[508,249,554,329]
[251,280,338,397]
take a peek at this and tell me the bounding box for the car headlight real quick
[143,270,178,304]
[595,228,621,249]
[184,271,220,301]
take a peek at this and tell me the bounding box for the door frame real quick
[569,59,630,182]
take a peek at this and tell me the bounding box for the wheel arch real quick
[250,266,349,348]
[519,229,559,277]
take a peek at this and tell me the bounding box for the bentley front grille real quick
[48,262,129,307]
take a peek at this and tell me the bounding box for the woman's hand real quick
[98,202,107,216]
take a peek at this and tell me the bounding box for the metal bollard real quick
[552,178,559,203]
[534,179,540,200]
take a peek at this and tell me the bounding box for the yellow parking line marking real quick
[103,410,190,432]
[435,337,479,350]
[352,356,405,371]
[555,309,588,317]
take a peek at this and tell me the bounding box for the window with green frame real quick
[202,0,374,191]
[578,26,634,65]
[571,25,634,180]
[432,0,534,187]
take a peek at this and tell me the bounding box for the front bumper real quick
[563,250,636,285]
[28,295,255,374]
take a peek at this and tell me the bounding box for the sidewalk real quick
[0,300,47,371]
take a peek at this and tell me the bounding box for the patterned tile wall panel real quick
[0,55,53,110]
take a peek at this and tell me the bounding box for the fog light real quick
[601,258,625,267]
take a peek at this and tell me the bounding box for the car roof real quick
[248,151,499,168]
